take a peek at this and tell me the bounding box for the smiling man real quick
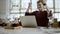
[25,1,51,27]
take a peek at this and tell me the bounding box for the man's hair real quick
[37,0,43,4]
[37,0,46,5]
[37,1,41,4]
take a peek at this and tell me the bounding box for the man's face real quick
[37,2,43,10]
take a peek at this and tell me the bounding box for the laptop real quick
[20,16,37,27]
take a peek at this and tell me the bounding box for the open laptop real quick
[20,16,37,27]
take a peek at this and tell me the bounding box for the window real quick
[47,0,60,21]
[9,0,60,21]
[47,0,53,8]
[9,0,37,19]
[9,0,20,19]
[54,0,60,21]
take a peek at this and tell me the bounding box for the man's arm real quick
[25,2,35,16]
[26,2,32,12]
[45,5,52,17]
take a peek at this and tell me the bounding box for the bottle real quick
[49,10,52,17]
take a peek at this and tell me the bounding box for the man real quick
[25,1,51,27]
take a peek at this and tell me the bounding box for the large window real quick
[9,0,60,21]
[54,0,60,21]
[9,0,20,19]
[9,0,38,19]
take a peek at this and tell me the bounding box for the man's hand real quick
[28,2,32,8]
[26,2,32,12]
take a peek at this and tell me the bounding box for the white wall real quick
[0,0,9,19]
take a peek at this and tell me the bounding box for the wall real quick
[0,0,9,19]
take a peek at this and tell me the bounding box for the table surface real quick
[0,26,60,34]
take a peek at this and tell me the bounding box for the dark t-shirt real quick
[25,11,49,27]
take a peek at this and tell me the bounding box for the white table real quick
[0,27,60,34]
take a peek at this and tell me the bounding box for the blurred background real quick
[0,0,60,23]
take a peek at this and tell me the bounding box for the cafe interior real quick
[0,0,60,34]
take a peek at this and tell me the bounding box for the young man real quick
[25,1,51,27]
